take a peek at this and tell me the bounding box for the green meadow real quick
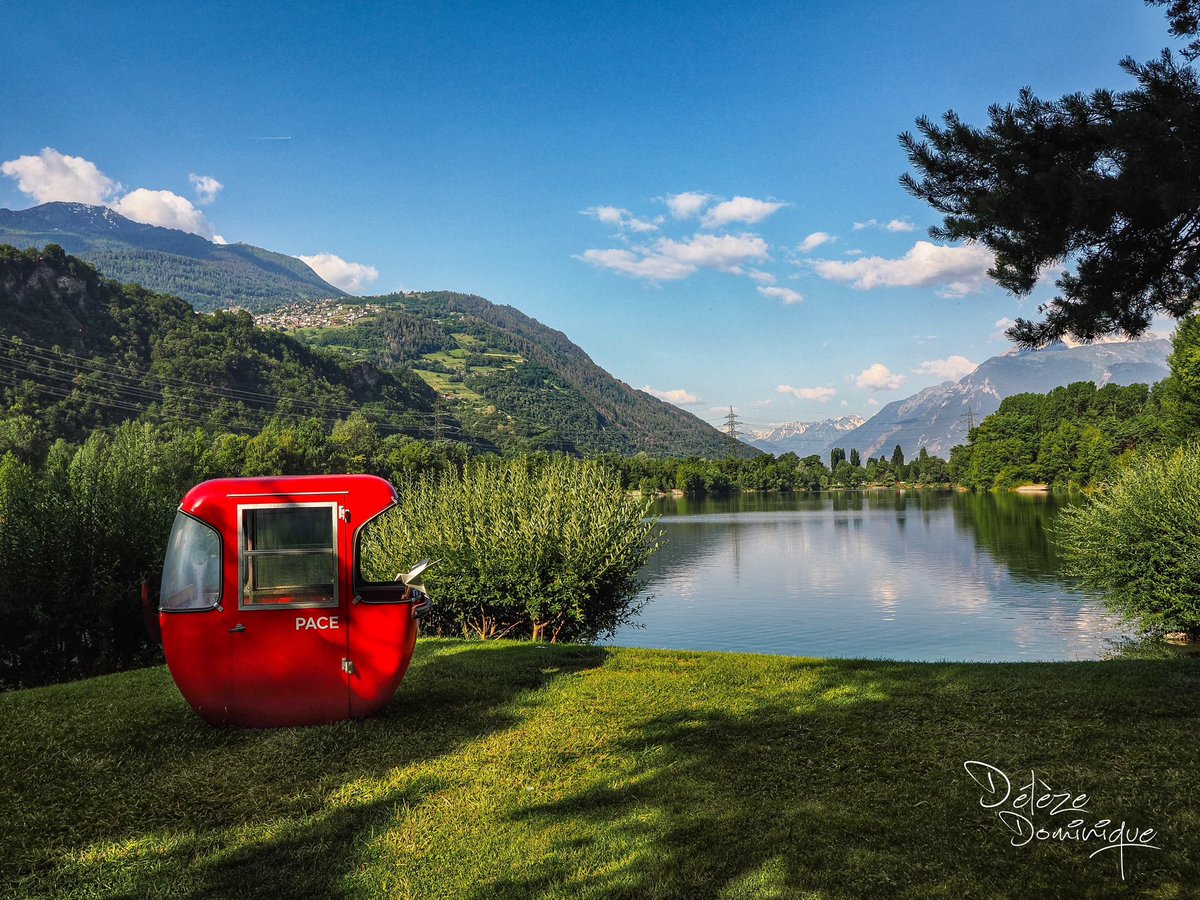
[3,640,1198,898]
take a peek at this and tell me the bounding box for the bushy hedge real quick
[1057,444,1200,638]
[360,457,662,642]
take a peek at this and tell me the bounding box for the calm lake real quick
[606,491,1126,662]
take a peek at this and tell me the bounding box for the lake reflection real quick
[605,491,1125,662]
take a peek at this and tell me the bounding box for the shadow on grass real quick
[2,640,609,898]
[485,659,1200,899]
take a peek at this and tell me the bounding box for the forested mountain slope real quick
[0,203,344,311]
[285,291,751,457]
[1,246,743,457]
[0,245,439,445]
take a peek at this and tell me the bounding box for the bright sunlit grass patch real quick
[2,639,1198,897]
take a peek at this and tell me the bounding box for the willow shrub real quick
[360,457,662,642]
[1057,444,1200,638]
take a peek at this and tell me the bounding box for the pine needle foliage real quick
[1057,444,1200,637]
[360,456,662,642]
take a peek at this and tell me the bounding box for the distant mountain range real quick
[748,416,865,456]
[0,202,344,310]
[809,339,1173,461]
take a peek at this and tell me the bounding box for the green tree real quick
[901,3,1200,347]
[890,445,905,469]
[830,447,846,469]
[1058,443,1200,638]
[849,447,860,467]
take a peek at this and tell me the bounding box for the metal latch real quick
[341,658,356,675]
[339,506,352,523]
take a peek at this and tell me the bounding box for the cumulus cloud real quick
[798,231,835,253]
[1,147,119,204]
[776,384,836,402]
[112,189,215,239]
[854,363,906,392]
[641,385,704,406]
[757,285,803,304]
[866,398,880,407]
[852,219,878,232]
[811,240,994,297]
[581,205,658,233]
[188,173,223,205]
[913,355,978,382]
[701,196,788,229]
[297,252,380,293]
[579,232,769,282]
[747,268,776,285]
[665,191,712,219]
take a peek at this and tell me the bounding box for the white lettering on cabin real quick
[295,615,340,631]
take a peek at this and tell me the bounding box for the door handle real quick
[229,623,246,633]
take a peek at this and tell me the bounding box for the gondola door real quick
[228,500,350,726]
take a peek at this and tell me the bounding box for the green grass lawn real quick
[3,641,1198,898]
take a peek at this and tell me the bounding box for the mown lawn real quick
[2,640,1198,898]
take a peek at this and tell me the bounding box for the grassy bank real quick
[3,641,1198,898]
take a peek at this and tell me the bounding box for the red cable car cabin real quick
[158,475,428,727]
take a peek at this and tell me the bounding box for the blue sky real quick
[0,1,1176,433]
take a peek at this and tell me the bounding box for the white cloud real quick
[751,398,774,408]
[579,232,769,282]
[665,191,712,219]
[855,363,907,392]
[297,252,380,293]
[578,248,694,281]
[1,147,119,204]
[866,398,880,407]
[747,268,776,285]
[913,355,978,382]
[656,233,769,272]
[854,217,916,233]
[992,317,1017,340]
[188,173,223,205]
[811,240,994,297]
[757,285,803,304]
[212,234,228,245]
[701,196,787,229]
[642,385,704,407]
[798,231,835,253]
[113,188,215,239]
[581,205,658,233]
[776,384,836,402]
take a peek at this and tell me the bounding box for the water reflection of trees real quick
[950,491,1081,583]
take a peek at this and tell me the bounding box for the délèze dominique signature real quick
[964,761,1160,880]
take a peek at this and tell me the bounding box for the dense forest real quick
[949,317,1200,491]
[949,381,1165,490]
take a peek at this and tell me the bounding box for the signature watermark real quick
[964,761,1161,880]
